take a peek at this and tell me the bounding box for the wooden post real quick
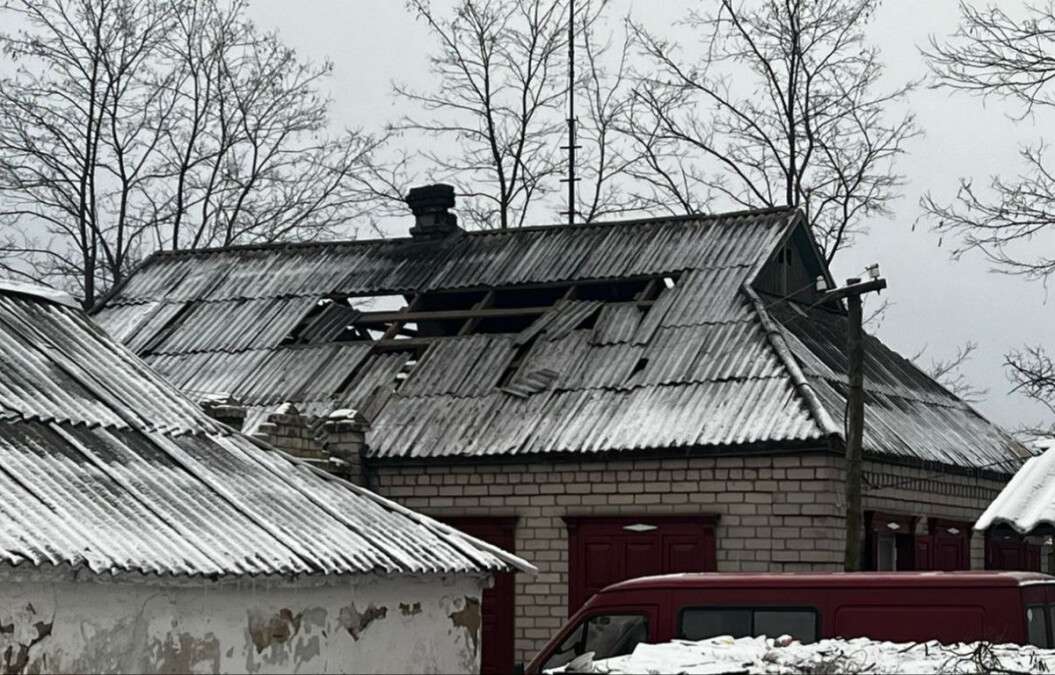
[822,274,886,572]
[844,277,865,571]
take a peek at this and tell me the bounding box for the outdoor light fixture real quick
[623,523,658,533]
[866,263,880,281]
[947,527,960,535]
[815,275,828,292]
[886,522,900,531]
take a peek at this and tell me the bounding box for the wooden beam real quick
[458,289,495,336]
[356,299,656,325]
[379,293,421,340]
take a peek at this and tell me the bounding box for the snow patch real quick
[553,635,1055,674]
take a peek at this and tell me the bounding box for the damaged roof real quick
[0,283,531,578]
[93,207,1029,471]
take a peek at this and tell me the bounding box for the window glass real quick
[541,622,585,672]
[876,533,897,571]
[1028,606,1049,648]
[754,610,817,643]
[679,609,751,640]
[542,614,647,671]
[680,608,817,643]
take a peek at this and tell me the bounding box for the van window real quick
[542,613,649,671]
[679,608,817,644]
[1027,606,1050,648]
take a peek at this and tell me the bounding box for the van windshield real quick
[1028,605,1051,648]
[542,613,649,671]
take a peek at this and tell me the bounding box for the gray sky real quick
[236,1,1055,431]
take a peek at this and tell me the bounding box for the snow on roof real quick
[556,635,1055,674]
[0,286,533,579]
[92,208,1026,470]
[976,443,1055,535]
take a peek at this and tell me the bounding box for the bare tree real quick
[913,340,988,403]
[923,1,1055,419]
[625,0,918,263]
[572,1,642,222]
[395,0,571,230]
[0,0,384,307]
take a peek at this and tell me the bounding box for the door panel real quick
[566,516,716,614]
[443,517,517,675]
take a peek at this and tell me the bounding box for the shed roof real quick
[976,445,1055,534]
[0,283,531,579]
[93,208,1029,471]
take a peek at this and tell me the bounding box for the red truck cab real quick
[527,571,1055,673]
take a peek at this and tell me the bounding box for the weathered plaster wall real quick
[0,569,486,674]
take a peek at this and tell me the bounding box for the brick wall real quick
[249,405,367,483]
[370,454,843,662]
[862,460,1008,569]
[369,454,1008,663]
[245,409,1010,662]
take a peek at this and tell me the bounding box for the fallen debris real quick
[554,635,1055,674]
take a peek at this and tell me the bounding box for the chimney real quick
[323,408,369,485]
[406,183,460,239]
[199,393,246,431]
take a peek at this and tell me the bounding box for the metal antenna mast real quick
[561,0,580,225]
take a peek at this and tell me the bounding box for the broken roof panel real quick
[0,283,531,578]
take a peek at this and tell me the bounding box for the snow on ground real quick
[554,635,1055,674]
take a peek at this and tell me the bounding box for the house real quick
[0,278,532,674]
[93,184,1033,669]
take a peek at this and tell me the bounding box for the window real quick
[1028,606,1050,648]
[542,613,649,671]
[679,608,817,644]
[876,533,897,571]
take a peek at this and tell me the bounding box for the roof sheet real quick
[975,447,1055,534]
[93,207,1025,470]
[0,285,530,578]
[770,301,1029,469]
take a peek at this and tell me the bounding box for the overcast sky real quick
[241,0,1055,432]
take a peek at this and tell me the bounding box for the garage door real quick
[566,516,717,613]
[442,517,517,675]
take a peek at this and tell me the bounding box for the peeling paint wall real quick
[0,569,486,674]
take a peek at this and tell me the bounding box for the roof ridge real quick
[139,205,802,261]
[743,285,842,440]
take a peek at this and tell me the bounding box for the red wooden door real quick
[443,517,517,675]
[987,532,1042,572]
[565,516,716,614]
[921,520,971,571]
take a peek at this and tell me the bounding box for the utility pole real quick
[820,272,887,571]
[560,0,580,225]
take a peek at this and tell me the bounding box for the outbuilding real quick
[0,280,531,674]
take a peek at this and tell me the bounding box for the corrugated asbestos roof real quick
[0,285,531,579]
[93,208,1027,470]
[975,447,1055,533]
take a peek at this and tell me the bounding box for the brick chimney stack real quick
[407,183,460,239]
[199,394,246,431]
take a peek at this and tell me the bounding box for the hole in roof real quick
[628,356,649,381]
[346,275,679,341]
[394,355,418,388]
[350,294,407,312]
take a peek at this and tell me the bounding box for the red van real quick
[527,571,1055,673]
